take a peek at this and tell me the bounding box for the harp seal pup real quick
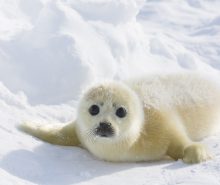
[20,73,220,164]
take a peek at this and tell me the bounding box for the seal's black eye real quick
[116,107,127,118]
[89,105,100,116]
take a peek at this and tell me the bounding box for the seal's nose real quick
[99,122,111,129]
[95,122,113,137]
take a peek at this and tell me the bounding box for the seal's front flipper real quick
[18,121,80,146]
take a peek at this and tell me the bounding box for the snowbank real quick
[0,0,148,105]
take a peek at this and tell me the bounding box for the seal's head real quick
[76,81,144,147]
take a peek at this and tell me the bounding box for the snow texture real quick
[0,0,220,184]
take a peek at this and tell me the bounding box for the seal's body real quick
[20,73,220,163]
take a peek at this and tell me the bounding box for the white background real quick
[0,0,220,184]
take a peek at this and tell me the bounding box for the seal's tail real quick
[18,122,80,146]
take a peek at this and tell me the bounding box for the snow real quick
[0,0,220,184]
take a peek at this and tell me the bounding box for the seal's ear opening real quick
[18,121,81,146]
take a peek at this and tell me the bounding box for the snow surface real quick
[0,0,220,184]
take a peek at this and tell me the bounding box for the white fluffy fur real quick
[76,81,145,161]
[19,73,220,163]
